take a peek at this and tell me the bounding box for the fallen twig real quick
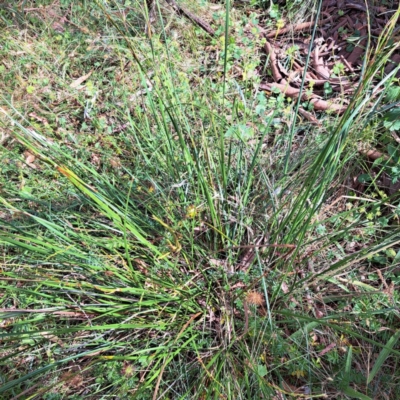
[358,147,390,162]
[260,82,346,113]
[264,40,283,81]
[166,0,215,36]
[313,45,330,79]
[266,18,331,38]
[298,107,321,125]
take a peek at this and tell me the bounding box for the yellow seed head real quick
[246,291,264,306]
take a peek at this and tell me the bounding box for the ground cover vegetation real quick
[0,0,400,398]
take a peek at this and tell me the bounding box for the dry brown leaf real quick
[315,307,324,318]
[29,112,49,125]
[91,153,101,167]
[53,13,68,33]
[26,155,36,164]
[109,157,121,169]
[70,70,93,88]
[209,258,227,268]
[134,259,148,275]
[23,151,38,168]
[318,342,336,357]
[24,151,35,164]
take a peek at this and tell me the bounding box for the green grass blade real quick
[367,329,400,385]
[342,386,373,400]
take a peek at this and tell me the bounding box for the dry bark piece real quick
[264,40,282,82]
[257,0,398,119]
[381,173,400,195]
[309,97,345,112]
[358,147,389,162]
[340,54,354,72]
[345,2,367,12]
[384,53,400,77]
[347,26,367,65]
[331,17,349,34]
[337,47,351,61]
[260,82,346,113]
[324,0,337,7]
[298,107,321,125]
[392,132,400,144]
[345,14,355,28]
[277,60,290,78]
[321,11,334,24]
[313,45,331,79]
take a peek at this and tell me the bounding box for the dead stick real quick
[165,0,215,36]
[266,18,331,38]
[264,40,282,82]
[313,45,330,79]
[260,82,346,113]
[298,107,321,125]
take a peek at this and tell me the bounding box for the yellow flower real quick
[291,369,306,378]
[276,19,285,30]
[338,335,350,347]
[378,190,387,199]
[186,205,197,219]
